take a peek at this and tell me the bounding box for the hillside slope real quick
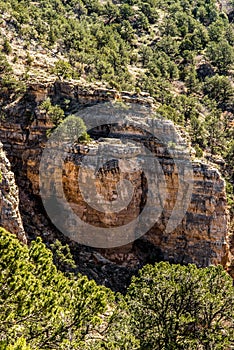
[0,0,233,183]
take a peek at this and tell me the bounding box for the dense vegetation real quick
[0,228,233,349]
[0,0,233,205]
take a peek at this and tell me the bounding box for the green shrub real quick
[2,38,12,55]
[127,262,234,350]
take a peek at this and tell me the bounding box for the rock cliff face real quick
[0,81,232,288]
[0,142,26,243]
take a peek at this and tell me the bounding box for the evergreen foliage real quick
[0,228,114,349]
[0,229,233,349]
[127,262,234,350]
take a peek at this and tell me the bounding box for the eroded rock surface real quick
[0,81,232,289]
[0,142,26,243]
[39,107,229,268]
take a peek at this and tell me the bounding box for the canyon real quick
[0,81,232,290]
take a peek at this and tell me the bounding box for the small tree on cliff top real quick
[55,114,90,143]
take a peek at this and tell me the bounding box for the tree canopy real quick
[0,228,233,349]
[0,228,113,349]
[127,262,234,350]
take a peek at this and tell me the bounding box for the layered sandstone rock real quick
[38,106,229,268]
[0,142,26,243]
[0,81,231,282]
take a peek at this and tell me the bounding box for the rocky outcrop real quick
[39,105,229,268]
[0,142,26,243]
[0,80,232,288]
